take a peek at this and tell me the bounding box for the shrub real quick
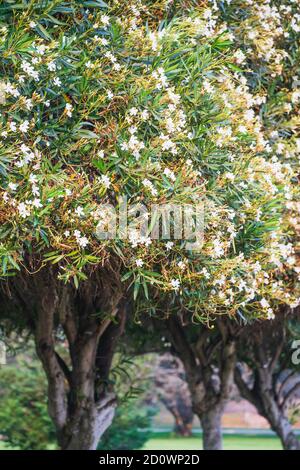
[97,399,153,450]
[0,357,56,450]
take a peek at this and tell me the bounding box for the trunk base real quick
[60,395,116,450]
[199,407,223,450]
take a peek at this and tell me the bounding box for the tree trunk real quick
[154,353,194,437]
[198,405,223,450]
[261,394,300,450]
[165,316,237,451]
[27,267,127,450]
[59,394,116,450]
[259,375,300,450]
[273,416,300,450]
[235,364,300,451]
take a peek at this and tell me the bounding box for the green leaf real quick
[73,275,79,289]
[133,278,140,300]
[7,256,20,271]
[83,1,108,8]
[34,24,53,41]
[44,14,66,26]
[121,271,133,282]
[74,129,99,139]
[142,281,149,300]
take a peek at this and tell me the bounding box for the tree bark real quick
[199,405,223,450]
[165,316,237,450]
[59,393,116,450]
[154,353,194,437]
[235,364,300,451]
[272,415,300,450]
[15,265,127,450]
[258,380,300,450]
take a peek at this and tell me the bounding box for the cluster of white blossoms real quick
[208,0,297,76]
[0,0,298,320]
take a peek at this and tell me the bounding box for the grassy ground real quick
[0,434,284,451]
[143,434,283,450]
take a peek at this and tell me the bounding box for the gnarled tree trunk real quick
[166,316,237,450]
[6,265,127,450]
[199,405,223,450]
[59,394,116,450]
[235,363,300,451]
[271,413,300,450]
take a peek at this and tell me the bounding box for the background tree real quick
[235,310,300,450]
[165,316,238,450]
[154,353,194,437]
[153,0,300,450]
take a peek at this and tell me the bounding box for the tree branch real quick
[34,277,68,431]
[219,338,236,400]
[165,315,198,379]
[234,363,256,406]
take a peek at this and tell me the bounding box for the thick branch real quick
[219,339,236,400]
[165,316,198,378]
[269,331,285,373]
[35,280,68,431]
[282,382,300,409]
[96,298,127,383]
[234,364,257,407]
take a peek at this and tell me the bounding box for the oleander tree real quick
[235,310,300,450]
[153,353,194,436]
[203,0,300,448]
[0,0,298,450]
[147,0,300,450]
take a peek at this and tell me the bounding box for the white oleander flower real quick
[170,278,180,290]
[135,258,144,268]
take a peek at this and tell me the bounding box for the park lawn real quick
[143,434,283,451]
[0,441,56,450]
[0,441,18,450]
[0,434,284,451]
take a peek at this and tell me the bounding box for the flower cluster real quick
[0,0,298,321]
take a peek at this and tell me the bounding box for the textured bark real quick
[60,394,116,450]
[34,279,67,432]
[273,417,300,450]
[190,373,228,450]
[4,264,126,450]
[235,314,300,451]
[166,316,237,450]
[199,406,223,450]
[236,365,300,451]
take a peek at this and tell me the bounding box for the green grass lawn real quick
[0,441,18,450]
[0,434,284,451]
[143,434,283,451]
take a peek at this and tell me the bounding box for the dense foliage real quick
[0,0,298,323]
[0,357,56,450]
[0,0,299,451]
